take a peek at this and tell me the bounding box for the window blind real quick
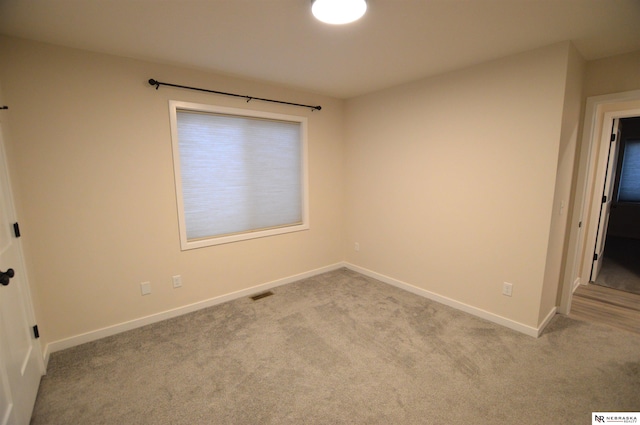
[618,139,640,203]
[175,109,303,242]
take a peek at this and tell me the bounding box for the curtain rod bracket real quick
[148,78,321,111]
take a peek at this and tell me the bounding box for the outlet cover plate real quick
[172,275,182,288]
[502,282,513,297]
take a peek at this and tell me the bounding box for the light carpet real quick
[31,268,640,424]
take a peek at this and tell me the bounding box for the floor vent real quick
[250,291,274,301]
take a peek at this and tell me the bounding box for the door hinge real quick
[602,195,607,203]
[593,253,598,261]
[13,222,21,238]
[32,325,39,339]
[611,132,616,142]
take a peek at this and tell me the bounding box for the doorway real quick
[592,116,640,295]
[557,89,640,315]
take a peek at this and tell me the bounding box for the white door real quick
[0,122,44,425]
[590,118,621,281]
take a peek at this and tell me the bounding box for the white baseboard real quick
[45,261,557,360]
[343,263,544,338]
[572,277,582,292]
[537,306,557,337]
[44,262,345,358]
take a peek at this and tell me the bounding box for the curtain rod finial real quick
[148,79,160,89]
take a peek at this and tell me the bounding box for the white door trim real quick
[558,89,640,314]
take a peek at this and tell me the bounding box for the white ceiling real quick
[1,0,639,99]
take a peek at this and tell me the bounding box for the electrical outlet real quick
[172,275,182,288]
[140,281,151,296]
[354,242,360,252]
[502,282,513,297]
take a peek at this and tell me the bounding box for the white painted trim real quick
[583,110,640,283]
[343,263,543,338]
[45,260,563,358]
[575,92,640,286]
[168,100,310,251]
[560,90,640,316]
[560,277,583,317]
[44,263,344,357]
[572,277,582,293]
[537,307,558,337]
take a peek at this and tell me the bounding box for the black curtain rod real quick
[148,79,321,111]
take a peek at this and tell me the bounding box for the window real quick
[169,101,308,249]
[617,139,640,203]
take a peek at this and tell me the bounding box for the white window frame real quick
[169,100,309,250]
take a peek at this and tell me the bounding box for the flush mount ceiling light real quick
[311,0,367,25]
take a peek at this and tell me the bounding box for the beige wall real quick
[540,44,585,322]
[2,34,627,351]
[584,50,640,98]
[0,36,345,348]
[344,43,573,328]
